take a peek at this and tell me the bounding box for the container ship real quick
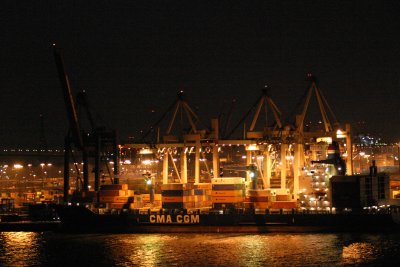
[55,134,400,233]
[56,175,400,233]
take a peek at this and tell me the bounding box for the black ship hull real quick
[56,205,400,233]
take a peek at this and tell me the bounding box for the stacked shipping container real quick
[211,178,245,209]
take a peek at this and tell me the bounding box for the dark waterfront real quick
[1,232,400,266]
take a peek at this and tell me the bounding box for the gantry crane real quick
[122,75,352,204]
[127,91,216,184]
[53,44,119,202]
[294,74,352,175]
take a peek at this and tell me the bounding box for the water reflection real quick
[104,235,178,266]
[342,242,377,265]
[0,232,43,266]
[1,232,400,266]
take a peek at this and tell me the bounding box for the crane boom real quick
[53,44,84,149]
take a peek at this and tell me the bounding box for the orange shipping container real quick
[99,196,133,203]
[142,194,162,201]
[211,190,244,197]
[249,196,269,202]
[194,195,208,202]
[121,184,129,190]
[254,202,269,209]
[212,196,244,203]
[390,180,400,187]
[276,195,290,201]
[194,183,212,190]
[247,189,271,197]
[162,196,195,202]
[270,201,297,209]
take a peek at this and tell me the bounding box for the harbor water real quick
[1,232,400,266]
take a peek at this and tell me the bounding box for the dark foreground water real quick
[1,232,400,266]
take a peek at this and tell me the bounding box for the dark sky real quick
[1,1,400,148]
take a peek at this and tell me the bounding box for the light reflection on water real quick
[0,232,43,266]
[1,232,400,266]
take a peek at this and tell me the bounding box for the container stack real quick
[211,177,245,209]
[161,183,195,209]
[194,183,212,208]
[246,189,271,209]
[98,183,135,209]
[270,189,297,210]
[140,193,162,208]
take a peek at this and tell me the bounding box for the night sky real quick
[1,1,400,148]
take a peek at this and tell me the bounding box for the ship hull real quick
[56,205,400,233]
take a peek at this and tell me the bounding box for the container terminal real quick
[1,47,400,232]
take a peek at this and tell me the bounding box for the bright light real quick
[146,179,152,185]
[139,148,154,155]
[249,172,255,178]
[246,144,259,151]
[124,159,132,164]
[142,159,152,165]
[13,164,23,169]
[336,129,346,138]
[40,163,45,167]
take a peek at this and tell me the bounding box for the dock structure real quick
[120,75,353,210]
